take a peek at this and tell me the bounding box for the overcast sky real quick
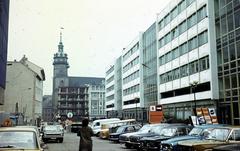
[7,0,170,95]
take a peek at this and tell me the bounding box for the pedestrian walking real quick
[78,118,94,151]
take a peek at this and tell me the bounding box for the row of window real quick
[158,0,196,31]
[106,94,114,101]
[123,70,140,84]
[123,84,140,96]
[106,75,114,84]
[159,30,208,66]
[106,85,114,93]
[159,56,209,84]
[123,42,139,62]
[158,5,207,49]
[123,56,139,73]
[106,66,114,75]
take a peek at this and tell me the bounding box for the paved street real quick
[45,132,135,151]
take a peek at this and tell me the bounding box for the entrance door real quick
[219,103,231,124]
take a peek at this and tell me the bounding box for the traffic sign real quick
[67,112,73,118]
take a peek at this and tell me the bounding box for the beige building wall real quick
[0,56,45,125]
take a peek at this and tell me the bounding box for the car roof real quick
[194,124,227,128]
[0,126,38,132]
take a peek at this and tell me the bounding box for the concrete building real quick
[52,33,105,121]
[122,35,144,120]
[88,84,106,119]
[0,0,9,104]
[0,56,45,125]
[157,0,217,119]
[214,0,240,125]
[105,56,122,118]
[42,95,53,122]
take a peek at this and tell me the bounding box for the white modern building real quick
[157,0,218,119]
[88,84,106,119]
[0,56,45,125]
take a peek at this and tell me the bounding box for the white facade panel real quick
[179,32,187,45]
[188,25,198,40]
[172,58,180,69]
[197,0,207,10]
[200,69,211,83]
[173,79,180,89]
[186,1,197,18]
[158,30,165,39]
[158,47,166,57]
[189,73,200,84]
[180,54,188,66]
[123,51,139,67]
[159,84,166,93]
[106,71,114,80]
[178,9,187,23]
[106,80,114,89]
[198,18,208,34]
[123,91,140,102]
[171,17,179,29]
[189,48,198,62]
[159,65,166,75]
[165,23,171,34]
[172,38,178,49]
[166,81,173,91]
[165,42,172,53]
[106,90,114,97]
[122,103,140,109]
[122,77,140,90]
[199,43,209,58]
[180,76,189,88]
[165,62,172,73]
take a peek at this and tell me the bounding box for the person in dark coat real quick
[78,118,94,151]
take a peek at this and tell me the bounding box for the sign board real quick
[67,112,73,118]
[156,105,162,111]
[150,106,156,111]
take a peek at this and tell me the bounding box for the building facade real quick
[88,84,106,119]
[52,33,105,121]
[0,56,45,125]
[0,0,9,104]
[42,95,53,122]
[214,0,240,125]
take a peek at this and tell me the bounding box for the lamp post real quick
[190,81,198,125]
[134,98,139,121]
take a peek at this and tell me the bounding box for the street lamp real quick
[134,98,139,121]
[190,81,198,125]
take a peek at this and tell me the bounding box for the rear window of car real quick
[0,131,38,149]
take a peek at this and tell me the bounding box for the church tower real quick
[52,32,69,113]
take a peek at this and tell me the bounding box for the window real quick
[166,51,172,62]
[179,21,187,35]
[171,6,178,20]
[189,61,199,74]
[173,68,180,80]
[179,42,188,55]
[172,47,179,59]
[187,13,197,28]
[197,6,207,22]
[186,0,194,6]
[198,31,208,46]
[199,56,209,71]
[158,20,164,31]
[172,27,179,39]
[165,32,171,44]
[164,14,171,25]
[159,55,165,66]
[180,64,189,77]
[178,0,186,13]
[188,36,197,51]
[235,9,240,28]
[221,16,227,35]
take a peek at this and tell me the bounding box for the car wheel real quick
[59,138,63,143]
[96,132,100,137]
[42,138,47,143]
[125,143,132,149]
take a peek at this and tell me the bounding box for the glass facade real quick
[215,0,240,125]
[143,23,158,108]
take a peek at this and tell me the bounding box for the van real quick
[91,118,120,136]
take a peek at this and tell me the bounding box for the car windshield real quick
[138,125,151,133]
[206,128,230,141]
[189,127,203,136]
[0,131,38,149]
[159,128,176,137]
[116,126,125,133]
[45,126,59,131]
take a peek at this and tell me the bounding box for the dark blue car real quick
[160,124,226,151]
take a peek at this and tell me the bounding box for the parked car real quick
[91,118,120,136]
[213,143,240,151]
[177,126,240,151]
[160,124,226,151]
[119,124,156,149]
[109,124,142,142]
[128,123,170,149]
[42,125,64,143]
[139,124,192,150]
[0,126,46,151]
